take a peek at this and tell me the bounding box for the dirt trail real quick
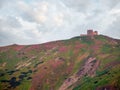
[59,57,100,90]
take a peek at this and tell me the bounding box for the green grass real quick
[101,44,112,53]
[18,80,31,90]
[94,35,107,42]
[80,36,94,45]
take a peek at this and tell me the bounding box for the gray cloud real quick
[0,0,7,8]
[61,0,96,14]
[104,15,120,39]
[62,0,120,11]
[100,0,120,9]
[0,0,120,46]
[0,16,21,28]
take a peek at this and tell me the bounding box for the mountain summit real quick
[0,34,120,90]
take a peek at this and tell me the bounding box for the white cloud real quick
[54,13,64,26]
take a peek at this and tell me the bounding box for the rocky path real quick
[59,57,100,90]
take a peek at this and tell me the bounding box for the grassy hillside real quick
[0,35,120,90]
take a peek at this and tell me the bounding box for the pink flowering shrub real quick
[59,46,68,52]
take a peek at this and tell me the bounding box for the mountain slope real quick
[0,35,120,90]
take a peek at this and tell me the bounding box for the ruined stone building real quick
[80,30,98,36]
[87,30,98,36]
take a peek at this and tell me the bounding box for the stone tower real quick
[87,29,94,36]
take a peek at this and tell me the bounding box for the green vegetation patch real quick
[80,36,94,45]
[73,65,120,90]
[101,44,112,53]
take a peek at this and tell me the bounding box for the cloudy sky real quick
[0,0,120,46]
